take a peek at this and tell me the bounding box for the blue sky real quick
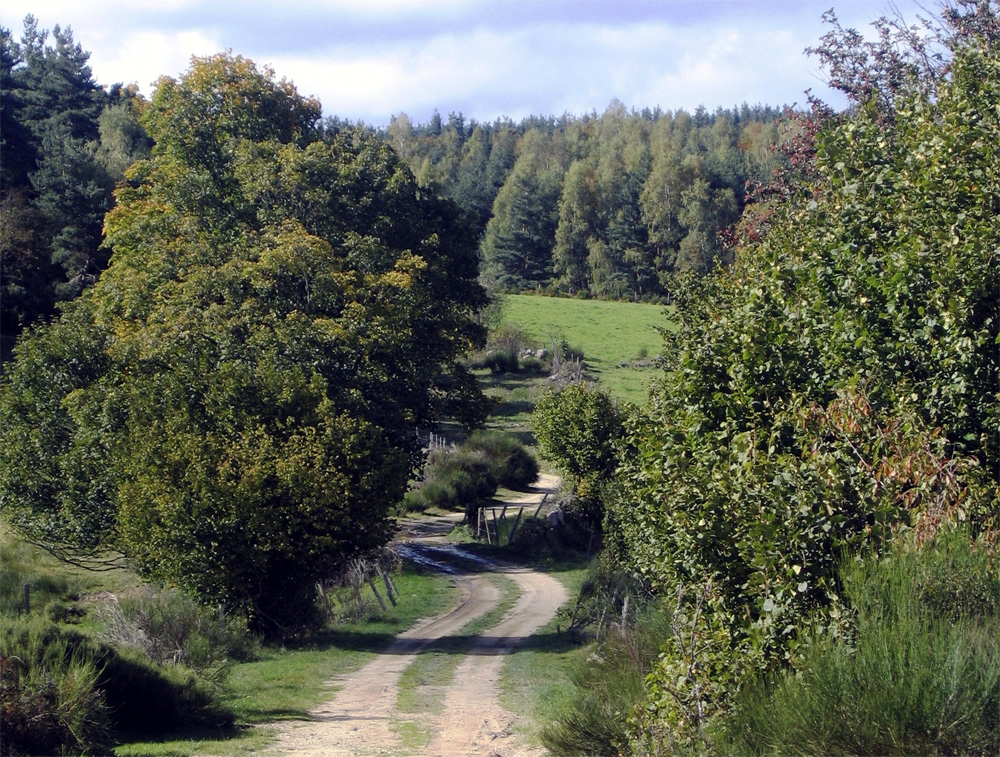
[4,1,934,127]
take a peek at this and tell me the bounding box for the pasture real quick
[502,294,675,406]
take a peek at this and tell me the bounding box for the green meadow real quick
[502,294,675,406]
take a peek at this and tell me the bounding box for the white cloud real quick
[89,29,222,90]
[3,1,927,125]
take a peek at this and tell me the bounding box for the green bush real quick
[0,615,233,754]
[405,432,538,515]
[719,532,1000,756]
[484,348,520,374]
[465,430,539,490]
[610,34,1000,746]
[519,355,544,374]
[96,587,259,670]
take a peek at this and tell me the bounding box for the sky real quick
[3,1,934,128]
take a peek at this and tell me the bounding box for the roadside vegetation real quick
[536,5,1000,755]
[3,4,999,757]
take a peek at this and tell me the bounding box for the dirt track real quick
[267,475,566,756]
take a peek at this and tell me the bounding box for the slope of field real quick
[503,294,675,406]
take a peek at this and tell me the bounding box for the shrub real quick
[0,615,233,754]
[464,430,539,490]
[404,432,538,521]
[484,348,520,374]
[95,587,259,671]
[488,322,531,356]
[533,384,621,484]
[718,532,1000,756]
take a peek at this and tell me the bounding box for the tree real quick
[612,30,1000,747]
[0,17,140,351]
[533,384,623,485]
[532,383,625,525]
[0,53,486,630]
[480,128,566,290]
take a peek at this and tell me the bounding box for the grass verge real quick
[497,556,591,749]
[112,564,459,756]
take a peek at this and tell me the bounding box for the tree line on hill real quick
[1,12,792,363]
[386,101,788,299]
[0,19,152,355]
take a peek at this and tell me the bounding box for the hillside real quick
[503,294,674,406]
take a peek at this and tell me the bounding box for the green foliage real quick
[481,129,565,291]
[0,617,110,756]
[464,429,540,490]
[403,431,538,517]
[0,615,232,755]
[0,52,487,631]
[480,348,520,374]
[719,533,1000,756]
[533,383,624,485]
[611,34,1000,747]
[392,104,785,300]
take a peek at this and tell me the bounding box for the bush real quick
[464,430,539,490]
[718,532,1000,756]
[95,586,259,670]
[532,384,621,484]
[0,615,233,754]
[404,432,538,520]
[519,355,544,374]
[484,348,520,374]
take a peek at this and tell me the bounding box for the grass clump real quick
[95,586,259,670]
[540,603,672,756]
[539,557,659,756]
[719,531,1000,756]
[0,615,233,756]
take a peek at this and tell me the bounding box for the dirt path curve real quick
[267,474,566,757]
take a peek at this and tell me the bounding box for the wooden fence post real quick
[508,505,526,543]
[377,563,397,606]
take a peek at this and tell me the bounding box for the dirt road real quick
[268,475,567,756]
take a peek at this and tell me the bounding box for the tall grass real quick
[540,603,674,756]
[539,558,662,756]
[0,615,233,755]
[96,587,259,670]
[719,531,1000,756]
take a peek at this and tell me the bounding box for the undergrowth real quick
[718,530,1000,756]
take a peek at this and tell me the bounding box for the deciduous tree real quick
[0,53,486,630]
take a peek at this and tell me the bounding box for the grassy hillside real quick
[503,294,675,406]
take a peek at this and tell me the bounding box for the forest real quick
[1,2,999,755]
[1,14,787,361]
